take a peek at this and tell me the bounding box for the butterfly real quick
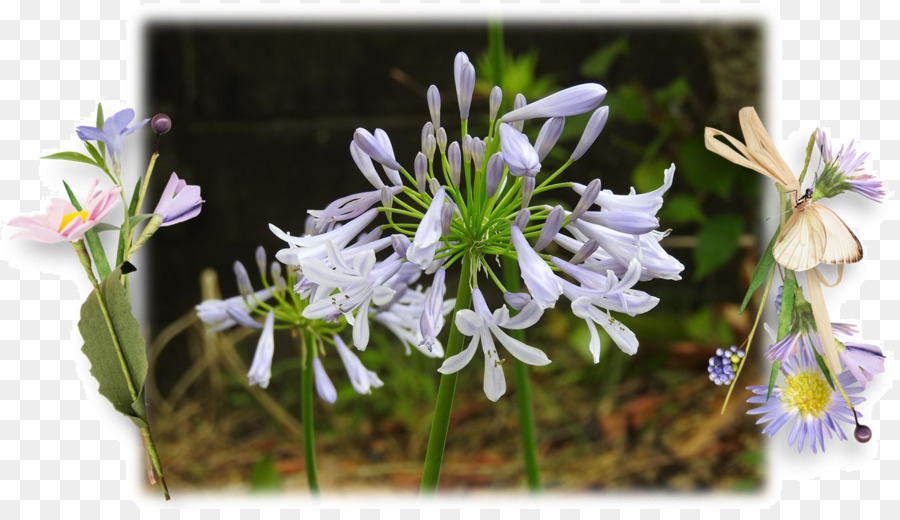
[705,107,862,272]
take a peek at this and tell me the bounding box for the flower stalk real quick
[301,329,321,495]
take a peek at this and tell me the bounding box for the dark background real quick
[144,21,765,492]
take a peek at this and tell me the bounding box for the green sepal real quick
[739,226,780,314]
[62,181,111,279]
[766,360,780,401]
[129,214,155,227]
[96,103,106,159]
[43,151,97,167]
[812,349,836,390]
[78,264,149,425]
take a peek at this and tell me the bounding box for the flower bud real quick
[392,234,411,258]
[448,141,462,187]
[521,176,535,209]
[427,85,441,131]
[414,152,428,194]
[374,129,403,186]
[424,134,436,161]
[534,117,565,161]
[472,138,485,170]
[570,106,609,162]
[304,214,318,236]
[454,52,475,120]
[511,94,527,132]
[234,261,253,296]
[255,246,267,276]
[534,205,565,252]
[570,239,599,264]
[500,83,607,123]
[270,261,282,281]
[422,121,434,151]
[349,141,384,189]
[514,208,531,230]
[489,86,502,122]
[429,177,441,196]
[380,186,394,209]
[356,227,382,245]
[462,134,473,165]
[441,203,453,236]
[503,292,532,311]
[437,127,448,154]
[499,123,540,178]
[151,113,172,135]
[486,152,504,198]
[570,178,601,222]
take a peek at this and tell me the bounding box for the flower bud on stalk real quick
[500,83,607,122]
[429,177,441,196]
[472,138,485,170]
[570,239,599,264]
[534,117,565,161]
[441,203,453,237]
[499,123,540,178]
[255,246,267,276]
[535,206,565,252]
[380,186,394,209]
[511,94,527,132]
[570,107,609,162]
[454,52,475,120]
[353,128,403,171]
[437,127,448,154]
[234,261,253,297]
[392,234,411,258]
[462,135,473,166]
[570,178,601,222]
[414,152,428,194]
[427,85,441,131]
[270,261,282,281]
[448,141,462,187]
[374,129,403,186]
[151,113,172,135]
[424,135,436,161]
[489,86,502,122]
[485,153,504,198]
[521,177,536,209]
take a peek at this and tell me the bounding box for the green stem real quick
[502,255,541,492]
[140,426,170,500]
[301,330,320,495]
[420,256,474,495]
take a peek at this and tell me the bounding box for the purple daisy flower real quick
[747,352,865,453]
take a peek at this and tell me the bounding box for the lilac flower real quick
[831,323,885,387]
[406,187,447,268]
[438,289,550,401]
[499,84,607,123]
[577,210,659,235]
[195,289,274,333]
[427,85,441,130]
[270,208,379,266]
[334,335,384,394]
[566,221,684,281]
[152,172,204,226]
[349,141,386,190]
[448,142,462,187]
[499,123,541,178]
[846,173,886,202]
[534,206,565,252]
[571,163,675,216]
[511,94,527,132]
[510,225,563,309]
[313,358,338,404]
[76,108,148,164]
[747,352,865,453]
[485,153,504,197]
[353,128,403,171]
[373,285,452,358]
[307,186,402,232]
[247,311,276,388]
[374,129,403,186]
[534,117,565,161]
[489,86,502,121]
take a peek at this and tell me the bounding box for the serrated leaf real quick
[766,360,780,401]
[739,227,780,314]
[694,214,744,279]
[78,265,148,424]
[63,181,111,279]
[43,151,97,167]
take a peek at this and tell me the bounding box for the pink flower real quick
[8,179,121,243]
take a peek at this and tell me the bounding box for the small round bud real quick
[151,113,172,135]
[854,424,872,443]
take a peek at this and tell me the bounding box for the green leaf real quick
[91,223,121,233]
[797,128,818,186]
[43,151,97,167]
[250,456,282,492]
[128,178,142,216]
[116,181,143,266]
[658,194,705,225]
[579,37,629,78]
[766,360,780,401]
[694,214,744,279]
[777,274,797,338]
[129,214,155,227]
[96,103,106,159]
[812,350,836,390]
[78,265,148,425]
[63,181,111,279]
[739,227,780,314]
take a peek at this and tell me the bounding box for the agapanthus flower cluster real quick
[248,51,682,402]
[812,129,885,203]
[708,345,745,386]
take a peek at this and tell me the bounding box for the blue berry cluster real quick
[708,345,745,386]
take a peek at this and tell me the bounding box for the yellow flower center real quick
[782,370,832,418]
[59,210,89,232]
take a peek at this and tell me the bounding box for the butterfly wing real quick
[773,205,826,271]
[811,203,863,265]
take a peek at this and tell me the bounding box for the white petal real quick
[482,340,507,402]
[454,309,483,336]
[352,295,373,350]
[438,334,480,374]
[494,300,544,330]
[490,325,551,366]
[593,307,639,355]
[313,358,338,404]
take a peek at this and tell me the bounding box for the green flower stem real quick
[140,426,170,500]
[301,330,320,495]
[502,255,541,492]
[420,255,474,495]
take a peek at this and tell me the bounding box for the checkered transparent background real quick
[1,0,898,519]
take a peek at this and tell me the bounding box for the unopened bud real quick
[489,86,502,122]
[570,239,599,264]
[571,178,601,222]
[486,152,504,198]
[151,113,172,135]
[514,208,531,230]
[414,152,428,194]
[427,85,441,131]
[448,141,462,187]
